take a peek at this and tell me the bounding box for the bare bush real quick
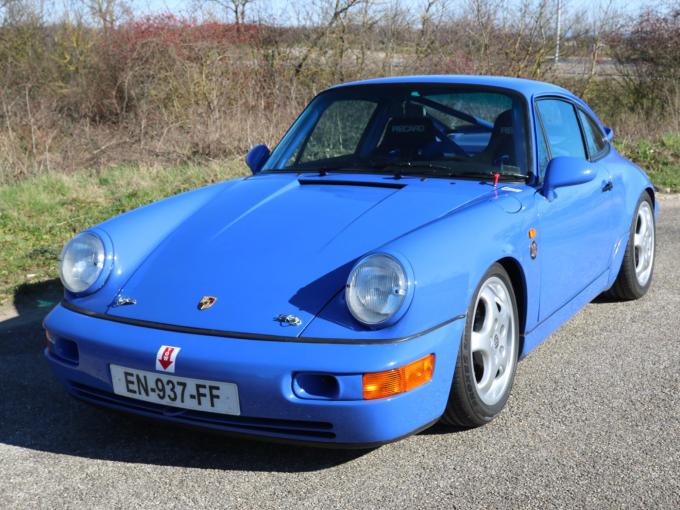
[611,7,680,113]
[0,0,677,183]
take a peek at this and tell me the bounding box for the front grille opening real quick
[69,382,336,439]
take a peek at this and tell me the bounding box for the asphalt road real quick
[1,196,679,509]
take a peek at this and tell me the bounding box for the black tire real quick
[441,263,520,428]
[606,192,656,301]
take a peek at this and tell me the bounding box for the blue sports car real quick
[44,76,657,447]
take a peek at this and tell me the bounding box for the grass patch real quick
[615,132,680,192]
[0,161,247,305]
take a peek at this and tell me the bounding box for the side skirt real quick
[520,270,610,357]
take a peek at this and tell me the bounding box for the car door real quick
[534,97,617,321]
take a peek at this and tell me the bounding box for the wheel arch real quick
[497,256,527,357]
[645,186,655,208]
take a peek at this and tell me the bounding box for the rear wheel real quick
[442,264,519,427]
[607,192,655,300]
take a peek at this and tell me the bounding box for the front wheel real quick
[441,263,519,428]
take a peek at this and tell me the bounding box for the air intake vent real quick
[298,179,405,189]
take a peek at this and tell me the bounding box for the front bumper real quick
[44,304,463,446]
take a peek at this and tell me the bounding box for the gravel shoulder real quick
[1,198,678,509]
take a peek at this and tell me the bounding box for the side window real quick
[577,109,607,158]
[298,100,376,163]
[536,99,586,159]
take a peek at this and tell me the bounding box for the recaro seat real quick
[475,109,516,166]
[375,116,439,160]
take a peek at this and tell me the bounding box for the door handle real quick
[601,180,614,192]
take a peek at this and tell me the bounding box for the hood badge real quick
[112,295,137,307]
[275,314,302,327]
[197,296,217,311]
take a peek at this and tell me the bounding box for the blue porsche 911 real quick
[44,75,657,447]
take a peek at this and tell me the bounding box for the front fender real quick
[66,179,241,313]
[302,188,539,341]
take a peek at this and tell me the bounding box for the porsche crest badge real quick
[197,296,217,311]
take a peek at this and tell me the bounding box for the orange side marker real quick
[363,354,435,400]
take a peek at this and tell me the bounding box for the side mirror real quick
[603,126,614,143]
[245,144,270,174]
[543,156,597,200]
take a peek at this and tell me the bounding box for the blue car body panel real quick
[44,75,657,446]
[46,303,464,444]
[104,174,496,339]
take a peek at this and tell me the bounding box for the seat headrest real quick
[403,101,426,117]
[378,116,437,153]
[493,109,514,136]
[484,109,517,166]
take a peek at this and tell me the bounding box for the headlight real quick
[59,232,106,293]
[346,253,410,326]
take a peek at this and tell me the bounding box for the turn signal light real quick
[363,354,435,400]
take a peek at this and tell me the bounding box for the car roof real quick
[330,75,574,99]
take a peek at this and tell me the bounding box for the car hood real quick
[107,173,494,336]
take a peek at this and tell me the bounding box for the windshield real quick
[262,84,530,179]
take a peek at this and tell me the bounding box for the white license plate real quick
[110,365,240,415]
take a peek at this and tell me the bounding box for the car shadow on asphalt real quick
[0,281,370,471]
[590,292,621,304]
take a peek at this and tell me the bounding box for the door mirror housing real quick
[245,144,270,174]
[603,126,614,143]
[543,156,597,199]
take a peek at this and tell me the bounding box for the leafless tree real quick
[1,0,39,25]
[579,0,619,95]
[415,0,448,61]
[292,0,365,77]
[80,0,129,31]
[205,0,256,25]
[375,1,409,74]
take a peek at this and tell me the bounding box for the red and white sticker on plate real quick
[155,345,181,373]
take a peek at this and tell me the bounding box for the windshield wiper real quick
[455,170,529,181]
[275,162,442,178]
[270,163,528,182]
[378,161,459,178]
[374,162,528,181]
